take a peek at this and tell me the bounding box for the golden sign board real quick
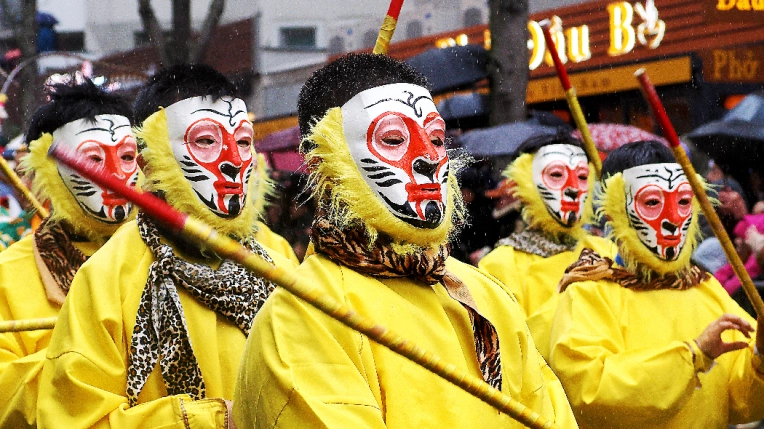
[699,46,764,83]
[526,56,692,104]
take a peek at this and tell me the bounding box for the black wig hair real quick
[297,53,429,139]
[512,132,586,162]
[25,79,133,144]
[133,64,239,125]
[601,140,675,179]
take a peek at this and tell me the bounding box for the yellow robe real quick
[478,233,616,359]
[37,221,296,429]
[0,233,100,428]
[233,253,578,428]
[254,221,299,264]
[549,274,764,428]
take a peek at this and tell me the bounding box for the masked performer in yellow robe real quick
[233,53,577,429]
[37,65,294,429]
[478,134,616,358]
[549,140,764,428]
[0,80,137,427]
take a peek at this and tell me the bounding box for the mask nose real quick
[662,220,678,235]
[413,159,438,182]
[220,163,241,181]
[564,188,579,200]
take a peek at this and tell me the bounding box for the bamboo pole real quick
[0,316,56,333]
[635,68,764,318]
[539,20,602,179]
[0,155,49,219]
[372,0,404,55]
[49,144,560,429]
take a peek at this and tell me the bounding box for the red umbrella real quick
[571,123,669,152]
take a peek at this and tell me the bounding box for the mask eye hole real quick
[634,185,665,221]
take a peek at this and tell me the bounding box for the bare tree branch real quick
[138,0,170,66]
[170,0,190,65]
[190,0,225,63]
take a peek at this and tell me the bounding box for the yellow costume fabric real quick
[549,274,764,428]
[233,253,578,428]
[254,221,299,264]
[0,234,99,428]
[479,234,616,318]
[37,221,296,428]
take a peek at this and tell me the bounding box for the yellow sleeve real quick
[233,259,385,429]
[549,282,698,427]
[0,348,45,426]
[37,234,228,429]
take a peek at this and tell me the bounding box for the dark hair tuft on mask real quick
[601,140,675,179]
[25,79,133,143]
[297,53,429,139]
[133,63,239,125]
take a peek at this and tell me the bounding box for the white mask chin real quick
[53,114,137,223]
[531,144,589,227]
[164,96,255,218]
[341,83,448,229]
[622,163,694,261]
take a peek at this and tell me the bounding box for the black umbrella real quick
[437,93,487,121]
[404,45,487,95]
[688,92,764,166]
[455,122,558,157]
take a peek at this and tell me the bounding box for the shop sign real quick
[435,1,667,71]
[699,46,764,83]
[705,0,764,23]
[526,56,691,104]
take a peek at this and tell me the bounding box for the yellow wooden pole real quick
[0,155,49,218]
[0,316,56,333]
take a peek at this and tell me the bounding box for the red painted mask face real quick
[531,144,589,227]
[166,97,254,217]
[623,163,694,261]
[54,115,138,223]
[342,83,448,228]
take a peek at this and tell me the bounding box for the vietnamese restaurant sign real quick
[435,1,667,71]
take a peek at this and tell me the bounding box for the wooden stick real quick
[635,68,764,318]
[372,0,404,55]
[540,20,602,179]
[0,316,56,333]
[49,143,560,429]
[0,155,49,218]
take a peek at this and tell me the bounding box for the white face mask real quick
[341,83,448,229]
[54,114,137,223]
[531,144,589,227]
[164,96,254,217]
[622,163,694,261]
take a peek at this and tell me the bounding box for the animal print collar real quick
[558,248,709,293]
[495,228,578,257]
[126,212,277,406]
[311,210,503,390]
[32,216,88,304]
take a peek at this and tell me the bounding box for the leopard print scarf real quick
[495,228,578,258]
[126,212,277,406]
[311,213,502,390]
[558,248,709,293]
[33,216,88,297]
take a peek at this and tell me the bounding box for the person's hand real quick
[746,225,764,255]
[718,188,748,221]
[224,399,237,429]
[695,313,753,360]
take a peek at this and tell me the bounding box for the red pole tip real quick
[48,144,189,231]
[386,0,404,20]
[538,19,551,30]
[541,24,572,91]
[635,70,682,149]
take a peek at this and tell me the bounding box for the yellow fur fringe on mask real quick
[135,109,262,240]
[20,133,135,242]
[252,153,276,222]
[303,107,465,253]
[601,172,703,279]
[504,153,593,242]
